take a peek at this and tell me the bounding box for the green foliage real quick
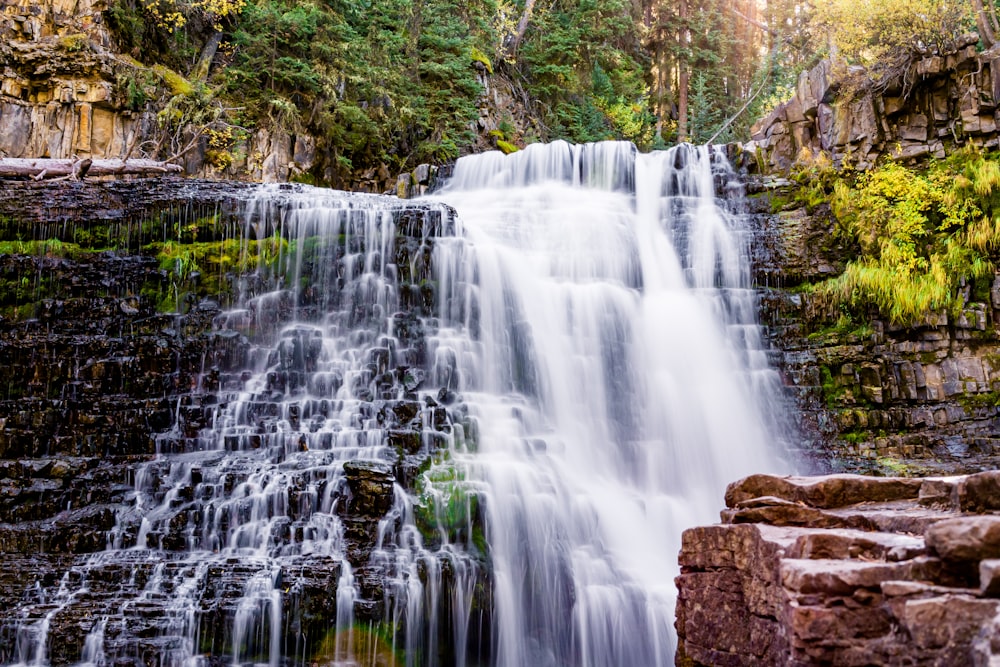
[813,0,974,69]
[518,0,652,146]
[413,457,485,556]
[0,240,90,261]
[820,151,1000,325]
[959,390,1000,410]
[687,72,723,144]
[220,0,492,180]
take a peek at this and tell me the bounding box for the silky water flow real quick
[0,141,787,667]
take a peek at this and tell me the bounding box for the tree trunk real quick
[677,0,689,143]
[192,32,224,82]
[508,0,537,55]
[972,0,997,48]
[0,158,184,179]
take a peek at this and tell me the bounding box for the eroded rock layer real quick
[676,471,1000,666]
[0,179,487,665]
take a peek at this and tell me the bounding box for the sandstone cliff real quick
[0,0,322,182]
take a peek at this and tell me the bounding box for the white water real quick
[429,141,786,666]
[0,141,788,667]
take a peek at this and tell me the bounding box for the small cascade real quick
[1,189,485,667]
[0,141,788,667]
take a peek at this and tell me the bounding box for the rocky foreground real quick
[676,471,1000,666]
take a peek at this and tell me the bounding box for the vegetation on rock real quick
[816,150,1000,325]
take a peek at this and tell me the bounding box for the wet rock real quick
[726,473,923,509]
[342,460,395,518]
[957,471,1000,513]
[0,179,471,666]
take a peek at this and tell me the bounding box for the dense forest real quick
[97,0,1000,184]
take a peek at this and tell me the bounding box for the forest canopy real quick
[104,0,1000,182]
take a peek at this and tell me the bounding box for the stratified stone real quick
[725,473,923,509]
[678,471,1000,667]
[926,516,1000,562]
[342,460,395,518]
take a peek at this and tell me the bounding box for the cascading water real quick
[427,140,787,666]
[0,141,788,667]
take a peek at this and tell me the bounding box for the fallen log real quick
[0,158,183,179]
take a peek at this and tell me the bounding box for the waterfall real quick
[428,140,786,666]
[0,142,787,667]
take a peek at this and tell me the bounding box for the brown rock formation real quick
[745,36,1000,172]
[0,0,316,181]
[676,472,1000,666]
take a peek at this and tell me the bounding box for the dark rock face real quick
[676,471,1000,666]
[747,190,1000,475]
[0,179,489,666]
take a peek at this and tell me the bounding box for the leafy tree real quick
[811,0,974,74]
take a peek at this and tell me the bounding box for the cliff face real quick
[749,190,1000,475]
[0,180,488,664]
[747,37,1000,172]
[742,41,1000,475]
[675,472,1000,666]
[0,0,320,182]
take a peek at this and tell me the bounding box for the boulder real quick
[725,473,923,509]
[926,516,1000,562]
[957,471,1000,513]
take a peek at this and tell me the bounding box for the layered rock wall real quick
[0,180,483,664]
[748,37,1000,172]
[676,472,1000,666]
[749,188,1000,474]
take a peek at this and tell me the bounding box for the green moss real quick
[152,64,195,96]
[958,391,1000,410]
[875,456,916,477]
[807,313,873,342]
[0,240,91,260]
[413,457,486,558]
[496,139,519,154]
[819,365,849,408]
[470,46,493,74]
[58,33,90,52]
[315,623,403,665]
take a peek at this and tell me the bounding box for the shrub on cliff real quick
[821,150,1000,324]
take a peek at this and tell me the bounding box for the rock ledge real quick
[676,471,1000,666]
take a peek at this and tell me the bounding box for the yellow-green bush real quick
[821,150,1000,324]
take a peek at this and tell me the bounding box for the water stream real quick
[0,141,787,667]
[428,141,785,666]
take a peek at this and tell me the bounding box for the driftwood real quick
[0,158,183,180]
